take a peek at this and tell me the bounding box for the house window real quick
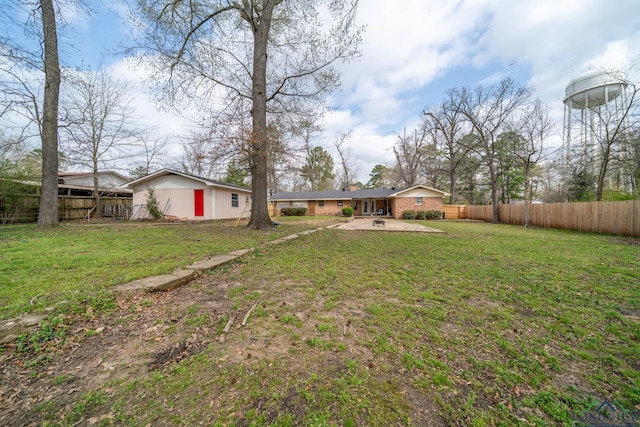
[415,197,423,205]
[319,200,324,207]
[354,201,358,210]
[232,193,239,207]
[337,200,343,206]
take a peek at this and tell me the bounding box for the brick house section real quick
[270,185,449,217]
[391,197,442,218]
[315,200,352,216]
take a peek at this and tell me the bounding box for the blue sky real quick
[7,0,640,182]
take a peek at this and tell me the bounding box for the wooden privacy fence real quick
[466,201,640,237]
[442,205,467,219]
[58,196,132,220]
[1,195,132,223]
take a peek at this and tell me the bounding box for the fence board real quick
[1,195,132,223]
[466,205,493,222]
[465,201,639,237]
[442,205,467,219]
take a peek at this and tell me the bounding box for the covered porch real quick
[353,198,394,217]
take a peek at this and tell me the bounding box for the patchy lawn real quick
[0,221,638,426]
[0,218,341,320]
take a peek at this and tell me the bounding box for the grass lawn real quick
[0,218,340,320]
[1,220,638,426]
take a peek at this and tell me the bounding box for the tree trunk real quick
[93,160,102,218]
[523,163,531,228]
[449,170,457,204]
[596,147,611,201]
[488,156,499,223]
[37,0,60,227]
[490,181,499,223]
[246,3,276,230]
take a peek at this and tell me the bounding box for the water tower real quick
[562,69,629,164]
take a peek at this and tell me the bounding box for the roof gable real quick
[390,185,449,197]
[126,169,251,192]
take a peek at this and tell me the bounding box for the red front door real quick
[194,189,204,217]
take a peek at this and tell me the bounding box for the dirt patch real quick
[0,270,446,426]
[0,280,221,426]
[517,308,539,318]
[610,236,640,246]
[149,339,207,371]
[401,384,448,426]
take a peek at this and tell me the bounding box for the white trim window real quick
[415,197,423,205]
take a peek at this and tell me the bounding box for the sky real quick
[18,0,640,183]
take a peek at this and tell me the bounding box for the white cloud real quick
[49,0,639,183]
[326,0,640,181]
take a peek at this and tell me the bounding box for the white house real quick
[126,169,252,221]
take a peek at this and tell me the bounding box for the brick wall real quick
[315,200,351,216]
[392,197,443,218]
[275,197,443,218]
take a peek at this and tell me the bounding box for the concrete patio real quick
[334,218,444,232]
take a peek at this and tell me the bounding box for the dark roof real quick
[271,188,398,201]
[270,185,449,201]
[126,169,251,192]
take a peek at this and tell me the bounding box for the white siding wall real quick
[132,188,203,219]
[396,188,443,198]
[132,174,251,220]
[141,175,207,190]
[213,187,252,219]
[132,175,210,220]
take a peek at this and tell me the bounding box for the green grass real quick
[0,218,339,319]
[4,220,640,425]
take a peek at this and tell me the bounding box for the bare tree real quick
[507,99,554,226]
[130,0,363,230]
[0,64,43,151]
[130,131,169,179]
[393,127,428,187]
[179,131,226,179]
[630,133,640,197]
[1,0,89,226]
[420,128,444,189]
[588,72,637,200]
[452,77,533,223]
[424,97,476,204]
[61,67,140,217]
[333,130,358,189]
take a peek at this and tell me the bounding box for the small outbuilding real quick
[127,169,252,221]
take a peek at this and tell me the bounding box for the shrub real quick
[342,207,354,217]
[280,207,307,216]
[402,210,417,220]
[146,188,163,220]
[425,210,443,220]
[416,210,427,220]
